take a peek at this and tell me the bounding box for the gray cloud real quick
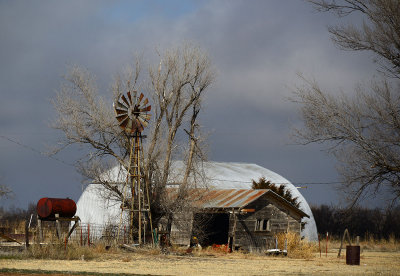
[0,0,379,209]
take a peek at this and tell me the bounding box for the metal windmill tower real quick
[114,91,153,245]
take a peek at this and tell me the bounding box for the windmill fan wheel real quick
[114,91,151,133]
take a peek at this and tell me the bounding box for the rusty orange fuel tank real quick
[37,198,76,220]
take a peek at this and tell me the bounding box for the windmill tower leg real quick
[135,133,142,244]
[114,91,153,245]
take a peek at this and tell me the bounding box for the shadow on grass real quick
[0,268,160,276]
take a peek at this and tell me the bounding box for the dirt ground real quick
[1,251,399,275]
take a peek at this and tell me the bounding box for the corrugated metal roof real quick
[177,188,309,218]
[189,189,269,209]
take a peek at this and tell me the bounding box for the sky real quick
[0,0,380,210]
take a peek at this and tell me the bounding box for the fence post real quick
[318,234,321,257]
[25,220,29,248]
[88,224,90,247]
[326,232,329,257]
[80,226,83,246]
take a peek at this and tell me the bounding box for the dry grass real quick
[277,232,318,259]
[326,234,400,252]
[0,221,26,234]
[1,234,400,275]
[121,244,161,256]
[25,242,95,260]
[1,251,400,275]
[3,231,400,266]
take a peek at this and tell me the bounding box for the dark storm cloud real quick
[172,1,377,199]
[0,0,379,208]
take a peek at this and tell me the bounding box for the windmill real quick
[114,91,153,245]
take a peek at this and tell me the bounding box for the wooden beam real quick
[0,233,22,244]
[66,216,80,242]
[240,209,255,213]
[37,215,43,243]
[25,220,29,248]
[55,214,61,239]
[232,209,237,251]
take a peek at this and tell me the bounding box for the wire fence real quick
[69,223,132,245]
[0,220,134,246]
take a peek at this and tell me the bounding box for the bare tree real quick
[52,43,215,234]
[293,0,400,206]
[144,45,214,213]
[0,185,12,199]
[309,0,400,78]
[0,176,12,199]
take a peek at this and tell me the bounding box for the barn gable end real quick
[228,192,307,251]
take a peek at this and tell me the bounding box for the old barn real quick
[168,188,309,251]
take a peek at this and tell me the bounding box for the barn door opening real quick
[192,213,229,246]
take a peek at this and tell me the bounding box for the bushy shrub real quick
[277,232,317,259]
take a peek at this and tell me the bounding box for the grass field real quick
[1,249,399,275]
[1,234,399,275]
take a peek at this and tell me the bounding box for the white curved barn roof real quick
[76,161,318,240]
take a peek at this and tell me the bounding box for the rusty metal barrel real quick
[37,198,76,220]
[346,245,360,265]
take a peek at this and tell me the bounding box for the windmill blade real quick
[137,122,144,132]
[145,114,152,121]
[121,95,130,106]
[127,91,133,105]
[138,116,148,128]
[115,108,128,115]
[143,98,148,106]
[139,113,151,122]
[140,105,151,112]
[116,114,128,122]
[116,101,128,110]
[138,93,144,104]
[119,116,129,129]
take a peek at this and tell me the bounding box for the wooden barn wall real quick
[163,194,305,250]
[229,197,302,251]
[168,212,194,246]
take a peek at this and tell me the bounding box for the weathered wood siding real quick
[169,212,193,246]
[165,193,305,250]
[229,195,302,252]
